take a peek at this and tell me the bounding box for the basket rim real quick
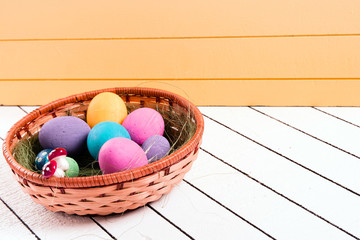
[3,87,204,188]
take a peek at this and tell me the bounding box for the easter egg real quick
[87,121,131,160]
[39,116,91,156]
[98,137,148,174]
[86,92,127,128]
[122,107,165,145]
[64,157,79,177]
[35,149,52,170]
[142,135,171,163]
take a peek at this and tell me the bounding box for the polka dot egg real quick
[35,149,52,170]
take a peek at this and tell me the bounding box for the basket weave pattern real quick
[3,88,204,215]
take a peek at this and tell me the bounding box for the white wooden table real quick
[1,106,360,240]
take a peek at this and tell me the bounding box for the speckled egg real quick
[122,108,165,145]
[98,137,148,174]
[87,121,131,160]
[142,135,170,163]
[86,92,128,128]
[39,116,91,156]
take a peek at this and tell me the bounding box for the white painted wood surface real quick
[1,106,360,240]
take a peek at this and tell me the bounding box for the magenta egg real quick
[98,137,148,174]
[122,108,165,145]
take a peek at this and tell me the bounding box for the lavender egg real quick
[142,135,170,163]
[39,116,91,156]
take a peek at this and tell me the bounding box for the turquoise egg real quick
[35,149,52,170]
[87,121,131,160]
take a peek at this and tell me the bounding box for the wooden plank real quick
[3,80,360,106]
[1,38,359,80]
[185,147,353,239]
[0,200,37,240]
[253,107,360,158]
[197,110,360,238]
[150,180,271,239]
[93,206,191,240]
[19,106,38,114]
[96,181,271,240]
[0,107,28,139]
[316,107,360,126]
[199,107,360,195]
[1,0,359,40]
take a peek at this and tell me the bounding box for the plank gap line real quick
[312,107,360,129]
[89,217,117,240]
[18,106,29,115]
[199,148,359,240]
[147,204,195,240]
[202,113,360,197]
[183,179,276,240]
[1,33,360,42]
[0,197,41,240]
[249,107,360,160]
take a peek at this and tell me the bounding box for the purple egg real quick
[39,116,91,156]
[142,135,170,163]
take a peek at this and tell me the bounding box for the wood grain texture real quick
[0,0,359,40]
[185,148,352,239]
[0,200,37,240]
[316,107,360,126]
[198,112,360,238]
[93,206,191,240]
[150,180,271,239]
[253,107,360,157]
[199,107,360,195]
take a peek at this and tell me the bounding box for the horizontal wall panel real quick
[1,80,360,106]
[1,0,359,40]
[1,37,359,79]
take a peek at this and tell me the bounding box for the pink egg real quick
[98,137,148,174]
[122,107,165,145]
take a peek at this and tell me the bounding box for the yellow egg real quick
[87,92,127,128]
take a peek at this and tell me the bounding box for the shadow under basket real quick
[2,87,204,215]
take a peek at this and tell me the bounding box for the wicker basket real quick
[2,87,204,215]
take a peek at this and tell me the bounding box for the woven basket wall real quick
[2,87,204,215]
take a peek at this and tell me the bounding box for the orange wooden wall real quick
[1,0,360,106]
